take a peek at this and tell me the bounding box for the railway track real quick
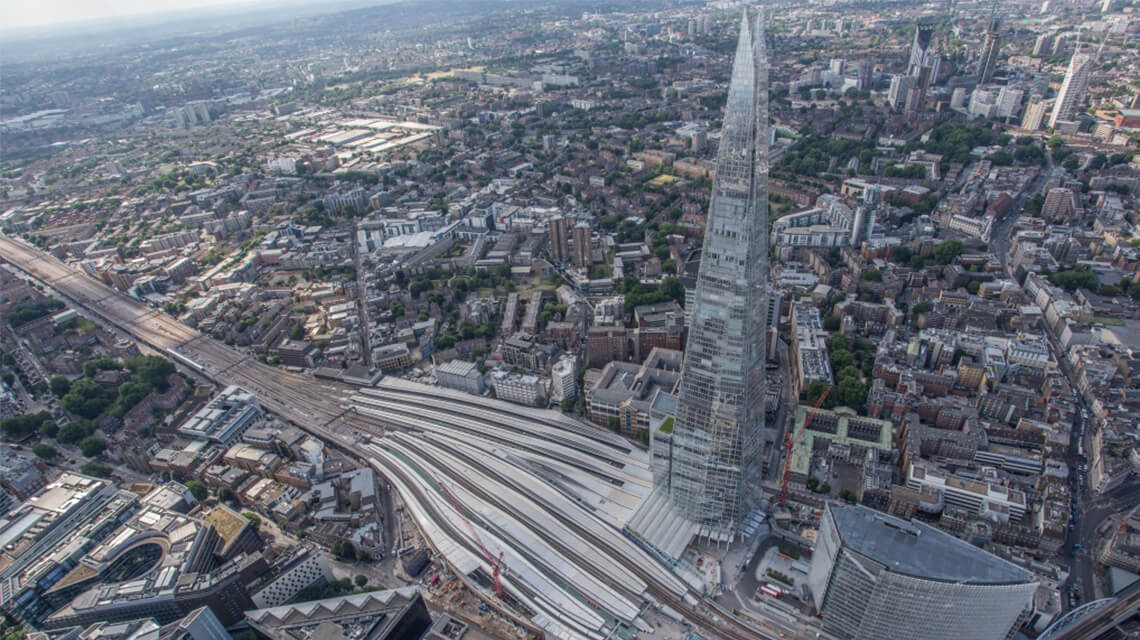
[0,234,782,640]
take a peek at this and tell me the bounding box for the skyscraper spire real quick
[665,8,769,541]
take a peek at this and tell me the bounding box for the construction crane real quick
[779,386,832,507]
[439,482,507,599]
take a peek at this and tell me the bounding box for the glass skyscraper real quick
[667,10,768,541]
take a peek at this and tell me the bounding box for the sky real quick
[1,0,263,30]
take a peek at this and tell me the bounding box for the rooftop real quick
[831,505,1034,585]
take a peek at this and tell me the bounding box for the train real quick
[166,348,204,374]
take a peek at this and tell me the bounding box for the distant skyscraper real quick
[979,17,1001,83]
[907,21,935,76]
[548,215,569,264]
[1033,32,1056,57]
[857,60,873,92]
[572,222,591,270]
[808,505,1038,640]
[667,9,769,540]
[1049,49,1095,128]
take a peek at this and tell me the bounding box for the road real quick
[986,152,1140,612]
[352,220,373,368]
[0,232,791,640]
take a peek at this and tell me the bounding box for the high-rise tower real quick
[907,21,935,76]
[667,9,769,540]
[979,17,1001,83]
[548,215,569,264]
[1049,48,1094,128]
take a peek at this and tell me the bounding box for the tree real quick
[332,540,356,559]
[1,411,52,439]
[355,574,368,587]
[805,381,835,409]
[49,376,72,397]
[81,461,112,478]
[62,379,115,419]
[124,356,174,391]
[215,486,235,502]
[79,436,107,458]
[933,240,963,265]
[836,377,868,411]
[185,480,208,501]
[288,322,305,340]
[57,422,88,444]
[243,512,261,529]
[32,444,58,460]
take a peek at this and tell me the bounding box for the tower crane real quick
[440,482,507,600]
[779,386,832,506]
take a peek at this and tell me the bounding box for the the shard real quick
[667,10,769,541]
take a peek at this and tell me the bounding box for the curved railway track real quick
[0,233,786,640]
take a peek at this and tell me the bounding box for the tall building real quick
[572,222,591,270]
[889,74,916,110]
[857,60,873,92]
[808,505,1038,640]
[907,21,936,76]
[666,10,769,541]
[1022,96,1049,130]
[1042,187,1078,220]
[996,86,1024,119]
[1033,32,1056,57]
[1049,49,1095,128]
[979,17,1001,83]
[548,215,569,264]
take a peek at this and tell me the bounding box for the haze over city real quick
[0,1,1139,640]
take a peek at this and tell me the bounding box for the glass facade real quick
[810,507,1038,640]
[667,11,769,539]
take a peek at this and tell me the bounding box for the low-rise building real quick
[435,359,485,395]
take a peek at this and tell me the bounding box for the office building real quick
[0,473,132,625]
[246,588,431,640]
[808,505,1037,640]
[906,459,1028,523]
[550,357,577,403]
[791,301,832,393]
[889,74,916,110]
[435,359,485,395]
[667,10,769,541]
[979,17,1001,83]
[1042,187,1078,220]
[490,369,546,406]
[907,21,935,76]
[548,215,569,264]
[250,546,334,609]
[1049,49,1095,128]
[586,347,682,436]
[177,385,263,446]
[996,86,1023,119]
